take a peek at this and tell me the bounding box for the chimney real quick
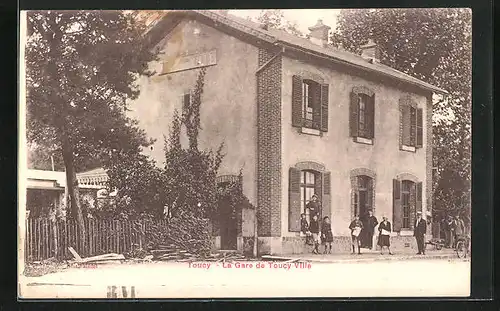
[308,19,331,47]
[360,39,381,63]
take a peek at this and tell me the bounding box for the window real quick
[352,175,374,218]
[392,178,422,232]
[182,93,191,111]
[350,88,375,142]
[292,75,329,132]
[400,98,423,150]
[288,166,331,232]
[300,170,316,222]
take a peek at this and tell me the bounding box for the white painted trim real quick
[401,145,416,152]
[300,127,321,136]
[354,137,373,145]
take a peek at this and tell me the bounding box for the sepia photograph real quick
[18,8,472,298]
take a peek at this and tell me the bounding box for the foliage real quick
[26,10,159,251]
[330,8,472,226]
[255,10,304,37]
[162,68,225,220]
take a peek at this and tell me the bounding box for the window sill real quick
[300,127,321,136]
[401,145,416,152]
[353,137,373,145]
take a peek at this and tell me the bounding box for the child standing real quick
[309,214,320,254]
[300,213,312,245]
[349,216,363,255]
[321,216,333,254]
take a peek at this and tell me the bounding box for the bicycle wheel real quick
[456,241,467,258]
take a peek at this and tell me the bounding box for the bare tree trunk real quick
[61,138,87,256]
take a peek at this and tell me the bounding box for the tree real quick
[25,10,157,254]
[331,9,472,228]
[255,10,304,37]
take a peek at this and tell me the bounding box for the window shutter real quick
[288,167,301,232]
[320,84,329,132]
[416,108,423,148]
[401,104,411,146]
[314,172,323,219]
[322,172,331,229]
[312,84,321,130]
[367,177,374,212]
[416,181,423,216]
[367,94,375,139]
[292,75,303,128]
[392,179,402,232]
[410,107,417,147]
[409,182,417,230]
[349,92,359,137]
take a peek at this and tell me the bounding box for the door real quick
[218,184,238,250]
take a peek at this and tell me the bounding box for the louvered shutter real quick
[320,84,329,132]
[416,108,423,148]
[416,181,423,217]
[392,179,402,232]
[409,182,417,230]
[367,177,374,212]
[292,75,303,128]
[322,172,331,221]
[367,94,375,139]
[401,105,411,146]
[314,173,323,219]
[288,167,301,232]
[349,92,359,137]
[410,107,417,147]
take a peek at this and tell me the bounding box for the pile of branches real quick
[143,211,212,259]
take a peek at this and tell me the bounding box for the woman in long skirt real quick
[378,216,393,255]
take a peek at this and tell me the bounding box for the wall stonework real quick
[256,48,283,237]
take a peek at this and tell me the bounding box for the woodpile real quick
[147,244,247,262]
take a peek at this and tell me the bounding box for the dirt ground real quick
[19,258,470,298]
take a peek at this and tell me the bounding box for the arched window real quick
[349,86,375,141]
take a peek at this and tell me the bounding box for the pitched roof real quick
[148,10,447,95]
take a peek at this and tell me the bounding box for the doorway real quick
[218,182,238,250]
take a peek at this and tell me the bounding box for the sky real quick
[229,9,341,34]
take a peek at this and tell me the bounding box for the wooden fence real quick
[25,217,168,262]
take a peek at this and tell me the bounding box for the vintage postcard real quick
[18,9,472,298]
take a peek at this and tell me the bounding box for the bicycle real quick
[455,234,470,259]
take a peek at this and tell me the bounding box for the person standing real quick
[321,216,333,254]
[349,216,363,255]
[454,215,466,243]
[378,216,393,255]
[309,214,321,254]
[414,211,427,255]
[361,210,378,250]
[300,213,312,245]
[446,215,455,248]
[306,194,321,219]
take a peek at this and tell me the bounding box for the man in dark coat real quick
[414,211,427,255]
[361,210,378,249]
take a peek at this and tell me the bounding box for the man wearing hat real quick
[414,211,427,255]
